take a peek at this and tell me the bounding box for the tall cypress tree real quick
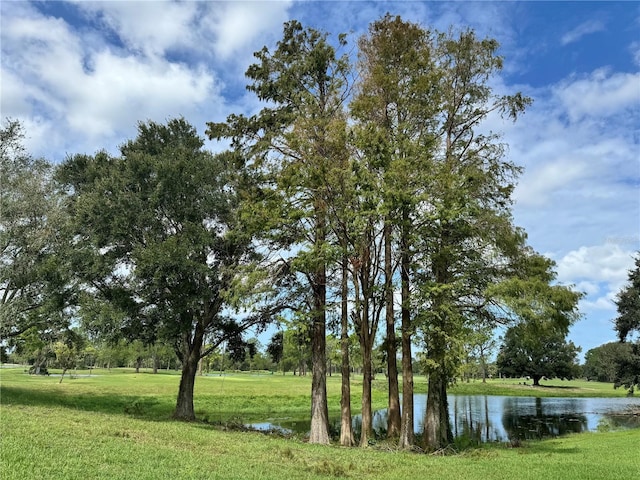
[208,21,351,444]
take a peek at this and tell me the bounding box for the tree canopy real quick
[56,118,261,420]
[496,324,582,386]
[1,119,73,341]
[584,342,633,383]
[613,254,640,393]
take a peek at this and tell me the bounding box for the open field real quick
[2,367,639,479]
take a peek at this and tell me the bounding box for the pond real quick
[248,394,640,442]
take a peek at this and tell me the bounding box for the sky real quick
[1,1,639,359]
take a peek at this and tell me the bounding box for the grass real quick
[2,367,639,479]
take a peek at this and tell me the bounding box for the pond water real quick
[248,394,640,442]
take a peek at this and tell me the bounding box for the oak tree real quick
[57,118,258,420]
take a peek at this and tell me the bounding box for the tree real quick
[403,28,532,451]
[350,14,441,447]
[56,118,259,420]
[9,326,54,374]
[282,326,311,376]
[207,21,351,444]
[492,252,583,388]
[465,326,496,383]
[614,255,640,342]
[53,329,85,383]
[266,331,284,372]
[0,119,73,341]
[584,342,633,383]
[496,325,581,386]
[613,254,640,394]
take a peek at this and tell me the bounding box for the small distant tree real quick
[127,340,147,373]
[496,325,581,386]
[282,327,311,376]
[325,334,341,377]
[53,330,85,383]
[266,331,284,373]
[246,338,260,371]
[613,254,640,394]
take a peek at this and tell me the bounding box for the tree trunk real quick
[135,356,142,374]
[532,375,541,386]
[398,220,414,449]
[153,354,159,374]
[340,256,354,446]
[173,327,204,421]
[59,368,67,384]
[384,220,401,438]
[423,368,452,451]
[310,311,329,443]
[309,204,330,444]
[309,266,330,444]
[353,254,376,447]
[398,313,414,449]
[360,338,373,446]
[480,356,486,383]
[174,357,198,420]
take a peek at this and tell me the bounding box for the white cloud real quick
[556,244,634,295]
[1,2,221,159]
[65,53,215,139]
[631,41,640,67]
[561,19,605,45]
[575,280,600,296]
[203,1,292,60]
[75,1,200,57]
[514,153,586,207]
[553,69,640,122]
[554,245,635,355]
[504,65,639,270]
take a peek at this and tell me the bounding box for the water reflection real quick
[248,394,640,443]
[501,397,587,440]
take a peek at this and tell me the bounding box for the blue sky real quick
[2,1,639,359]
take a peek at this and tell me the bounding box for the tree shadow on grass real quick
[535,384,581,390]
[0,385,171,421]
[525,442,582,455]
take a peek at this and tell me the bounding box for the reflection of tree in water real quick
[600,412,640,431]
[450,395,502,445]
[502,397,587,440]
[253,396,639,442]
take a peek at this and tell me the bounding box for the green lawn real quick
[1,367,638,479]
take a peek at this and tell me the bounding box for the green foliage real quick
[491,251,583,387]
[266,331,284,365]
[613,343,640,394]
[56,118,261,419]
[496,325,582,385]
[488,251,583,333]
[584,342,633,383]
[57,118,256,348]
[613,254,640,394]
[9,326,54,372]
[614,254,640,342]
[0,119,73,340]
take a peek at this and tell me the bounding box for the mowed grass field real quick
[1,367,639,480]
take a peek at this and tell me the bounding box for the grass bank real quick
[2,367,639,479]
